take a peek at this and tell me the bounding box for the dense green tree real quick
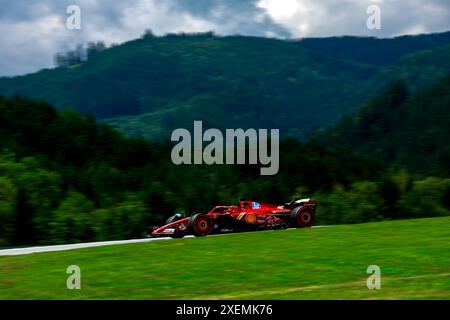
[320,76,450,177]
[0,177,17,245]
[315,181,382,225]
[50,192,95,244]
[399,177,450,218]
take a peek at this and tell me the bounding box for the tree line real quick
[1,86,449,246]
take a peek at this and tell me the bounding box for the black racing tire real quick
[188,213,212,237]
[170,233,185,239]
[290,207,315,228]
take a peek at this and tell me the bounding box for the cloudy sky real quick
[1,0,449,76]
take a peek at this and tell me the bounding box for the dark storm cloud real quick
[0,0,449,76]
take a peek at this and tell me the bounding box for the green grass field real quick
[0,217,449,300]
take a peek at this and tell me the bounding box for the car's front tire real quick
[188,213,212,237]
[290,207,315,228]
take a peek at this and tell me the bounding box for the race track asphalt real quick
[0,236,194,256]
[0,227,328,256]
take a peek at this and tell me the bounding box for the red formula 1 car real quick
[149,199,317,238]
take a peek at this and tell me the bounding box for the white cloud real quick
[0,15,68,76]
[90,0,218,43]
[0,0,449,76]
[256,0,450,38]
[258,0,305,20]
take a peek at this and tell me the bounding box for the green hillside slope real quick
[371,44,450,91]
[318,76,450,177]
[0,35,373,137]
[1,32,449,140]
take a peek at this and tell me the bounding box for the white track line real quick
[0,236,194,256]
[0,226,329,256]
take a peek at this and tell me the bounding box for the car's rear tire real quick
[290,207,315,228]
[188,213,212,237]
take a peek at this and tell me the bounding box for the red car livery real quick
[149,199,317,238]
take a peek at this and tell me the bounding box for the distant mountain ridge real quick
[0,31,449,141]
[298,31,450,66]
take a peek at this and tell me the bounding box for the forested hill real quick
[316,76,450,177]
[0,95,383,245]
[1,90,449,246]
[0,32,449,141]
[298,31,450,66]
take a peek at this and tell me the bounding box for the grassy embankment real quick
[0,217,449,299]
